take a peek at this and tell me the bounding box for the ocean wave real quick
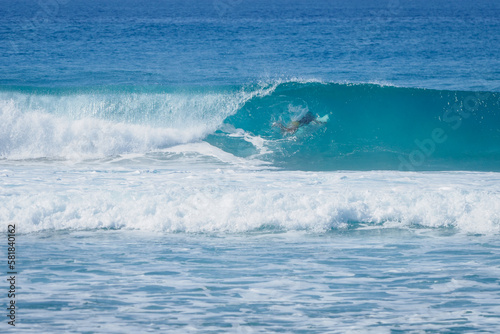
[0,83,276,160]
[209,81,500,170]
[1,80,498,169]
[2,170,499,235]
[0,100,202,160]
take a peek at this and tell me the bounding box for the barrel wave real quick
[1,81,499,171]
[209,81,500,171]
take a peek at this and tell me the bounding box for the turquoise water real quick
[1,82,499,170]
[1,0,500,332]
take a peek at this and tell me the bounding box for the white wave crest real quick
[0,83,279,160]
[0,100,204,160]
[2,170,499,235]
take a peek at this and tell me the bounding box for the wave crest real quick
[0,100,201,160]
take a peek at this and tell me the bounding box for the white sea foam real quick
[0,83,278,160]
[0,82,279,161]
[163,142,270,168]
[224,124,273,156]
[0,100,202,160]
[1,167,499,235]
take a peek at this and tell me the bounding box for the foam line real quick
[2,170,498,234]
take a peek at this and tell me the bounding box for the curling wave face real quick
[0,80,499,170]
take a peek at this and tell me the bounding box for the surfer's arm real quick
[272,122,286,131]
[273,122,298,134]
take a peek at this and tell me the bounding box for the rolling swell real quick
[209,81,500,171]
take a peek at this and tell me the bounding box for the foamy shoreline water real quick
[2,158,499,235]
[6,229,500,333]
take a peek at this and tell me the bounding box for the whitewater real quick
[1,79,500,333]
[1,80,499,236]
[2,80,500,332]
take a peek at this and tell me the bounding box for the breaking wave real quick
[1,81,498,170]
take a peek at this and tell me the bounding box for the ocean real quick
[1,0,499,332]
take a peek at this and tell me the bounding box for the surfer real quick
[273,111,328,135]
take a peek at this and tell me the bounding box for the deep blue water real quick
[1,0,500,332]
[1,0,499,89]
